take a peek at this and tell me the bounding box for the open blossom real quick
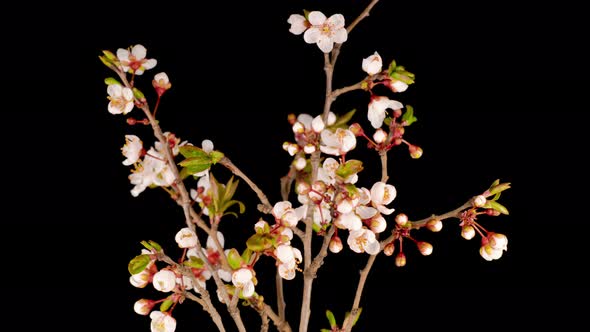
[122,135,143,166]
[152,72,171,97]
[367,96,403,128]
[287,14,309,35]
[150,311,176,332]
[370,182,397,215]
[107,84,134,115]
[272,201,304,227]
[152,270,176,292]
[129,147,175,197]
[317,157,358,185]
[174,227,198,248]
[232,268,255,297]
[303,11,347,53]
[320,128,356,156]
[347,228,380,255]
[362,52,383,75]
[117,44,157,75]
[480,233,508,261]
[275,244,302,280]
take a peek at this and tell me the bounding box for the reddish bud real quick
[384,242,395,256]
[395,213,408,227]
[127,117,137,125]
[417,241,433,256]
[393,138,403,146]
[408,145,423,159]
[349,123,364,136]
[329,236,343,254]
[486,209,501,216]
[426,218,442,232]
[395,252,407,267]
[287,113,297,125]
[393,109,403,118]
[461,225,476,240]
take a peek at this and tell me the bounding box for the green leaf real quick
[209,150,225,164]
[489,182,511,196]
[489,179,500,188]
[246,234,273,252]
[128,254,151,275]
[148,240,162,252]
[344,183,359,198]
[160,298,174,312]
[179,145,209,159]
[489,200,509,215]
[132,87,145,101]
[387,59,397,76]
[104,77,121,86]
[102,50,117,61]
[336,159,364,179]
[183,256,205,269]
[223,176,239,203]
[401,105,417,126]
[140,240,153,251]
[179,157,212,174]
[326,310,337,328]
[241,248,253,265]
[227,248,243,270]
[320,329,332,332]
[383,117,392,126]
[303,9,311,20]
[328,109,357,129]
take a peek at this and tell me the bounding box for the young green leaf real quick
[336,159,364,179]
[179,145,209,159]
[328,109,357,129]
[104,77,121,86]
[326,310,337,328]
[489,200,509,215]
[183,256,205,269]
[401,105,417,126]
[128,254,151,275]
[160,298,174,312]
[227,248,244,270]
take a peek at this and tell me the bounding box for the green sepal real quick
[132,87,145,101]
[326,310,337,328]
[401,105,417,126]
[160,298,174,312]
[183,256,205,269]
[209,150,225,164]
[246,234,274,252]
[336,159,364,179]
[241,248,254,265]
[328,109,357,129]
[227,248,244,270]
[128,254,151,275]
[104,77,121,86]
[148,240,162,252]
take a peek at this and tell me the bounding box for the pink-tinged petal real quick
[297,113,313,129]
[356,205,378,219]
[317,36,334,53]
[107,84,122,97]
[131,44,147,59]
[319,145,339,156]
[332,28,348,44]
[376,205,395,215]
[304,27,321,44]
[122,102,134,115]
[108,102,122,115]
[279,264,296,280]
[143,58,157,70]
[288,14,308,35]
[327,14,345,29]
[308,11,327,25]
[122,87,134,100]
[134,68,145,75]
[385,99,404,110]
[365,240,381,255]
[116,48,130,61]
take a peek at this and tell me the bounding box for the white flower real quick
[293,157,307,170]
[122,135,143,166]
[134,299,154,316]
[129,270,150,288]
[153,72,172,96]
[489,233,508,251]
[107,84,134,115]
[206,231,225,251]
[303,11,348,53]
[312,115,325,133]
[272,201,303,227]
[390,80,408,93]
[275,244,302,280]
[117,44,157,75]
[370,182,397,215]
[347,228,380,255]
[334,212,362,231]
[176,275,194,290]
[367,96,403,129]
[149,311,176,332]
[152,270,176,292]
[362,52,383,75]
[175,227,198,248]
[320,128,357,156]
[369,215,387,233]
[287,14,308,35]
[232,268,255,297]
[480,244,504,261]
[129,147,175,197]
[373,128,387,144]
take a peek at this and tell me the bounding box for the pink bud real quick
[349,123,364,136]
[461,225,476,240]
[383,242,395,256]
[395,252,406,267]
[134,299,155,315]
[292,122,305,134]
[408,145,423,159]
[329,236,343,253]
[395,213,408,227]
[417,241,433,256]
[472,195,487,208]
[426,218,442,232]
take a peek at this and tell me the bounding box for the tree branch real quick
[346,0,380,34]
[219,156,273,214]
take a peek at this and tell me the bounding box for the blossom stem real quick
[219,156,273,214]
[152,96,161,118]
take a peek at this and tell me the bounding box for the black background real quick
[5,0,589,331]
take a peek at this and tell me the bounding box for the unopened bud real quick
[311,116,325,133]
[127,117,137,125]
[349,123,364,136]
[395,213,408,227]
[408,145,423,159]
[393,109,403,118]
[295,181,311,195]
[383,242,395,256]
[373,129,387,144]
[329,236,343,253]
[327,112,337,126]
[287,113,297,125]
[393,126,405,137]
[426,218,442,232]
[134,299,155,315]
[282,143,299,156]
[461,225,476,240]
[293,157,307,170]
[485,209,501,216]
[393,138,403,146]
[417,241,433,256]
[472,195,487,208]
[303,144,316,154]
[292,122,305,134]
[395,252,406,267]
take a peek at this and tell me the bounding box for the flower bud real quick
[417,241,433,256]
[329,236,343,253]
[426,218,442,232]
[373,128,387,144]
[383,242,395,256]
[292,121,305,134]
[152,270,177,292]
[393,109,403,118]
[395,252,406,267]
[408,144,423,159]
[489,233,508,250]
[134,299,155,315]
[327,112,337,126]
[312,115,325,133]
[287,113,297,125]
[461,225,476,240]
[295,181,311,195]
[472,195,487,208]
[348,123,364,136]
[303,144,316,154]
[293,157,307,170]
[486,209,501,216]
[395,213,408,227]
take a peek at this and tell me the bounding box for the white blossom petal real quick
[288,14,308,35]
[131,44,147,59]
[317,36,334,53]
[327,14,345,28]
[308,11,327,25]
[304,27,321,44]
[332,28,348,44]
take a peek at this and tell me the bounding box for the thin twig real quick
[219,156,273,213]
[346,0,380,34]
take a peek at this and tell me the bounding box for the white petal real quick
[288,14,308,35]
[304,28,321,44]
[376,205,395,215]
[279,264,296,280]
[317,36,334,53]
[207,231,224,250]
[320,145,340,156]
[143,58,157,70]
[308,11,327,25]
[154,72,169,83]
[356,205,378,219]
[108,102,122,115]
[116,48,130,61]
[122,87,134,100]
[365,240,381,255]
[385,99,404,110]
[218,269,232,282]
[107,83,122,97]
[332,28,348,44]
[241,281,255,297]
[327,14,345,28]
[122,102,134,115]
[131,44,147,59]
[202,139,214,152]
[368,104,385,129]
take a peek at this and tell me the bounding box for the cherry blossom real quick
[287,14,309,35]
[320,128,357,156]
[275,244,303,280]
[272,201,304,227]
[362,52,383,75]
[174,227,198,248]
[149,311,176,332]
[122,135,143,166]
[152,72,171,97]
[152,269,176,292]
[303,11,348,53]
[480,233,508,261]
[117,44,157,75]
[134,299,155,316]
[367,95,403,129]
[232,268,255,297]
[370,182,397,215]
[347,228,380,255]
[107,84,134,115]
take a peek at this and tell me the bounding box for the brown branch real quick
[276,270,286,322]
[307,226,336,278]
[263,304,293,332]
[346,0,380,34]
[219,156,273,214]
